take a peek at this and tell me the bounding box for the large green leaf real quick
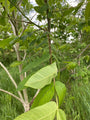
[14,101,57,120]
[25,62,57,89]
[57,109,66,120]
[31,82,55,109]
[55,81,66,107]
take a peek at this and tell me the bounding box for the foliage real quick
[25,62,57,89]
[55,81,66,107]
[14,102,57,120]
[64,81,90,120]
[31,82,55,109]
[14,63,66,120]
[0,0,90,119]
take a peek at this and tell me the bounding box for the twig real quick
[60,66,66,72]
[17,0,22,6]
[87,65,90,69]
[77,44,90,59]
[29,89,40,107]
[0,89,24,104]
[31,13,37,20]
[19,23,29,37]
[0,62,24,101]
[9,0,45,31]
[0,62,17,88]
[23,50,27,61]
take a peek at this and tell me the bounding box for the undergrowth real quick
[0,66,90,120]
[64,80,90,120]
[0,67,23,120]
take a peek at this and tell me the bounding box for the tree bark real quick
[9,8,29,111]
[45,0,52,64]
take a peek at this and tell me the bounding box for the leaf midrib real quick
[29,71,57,84]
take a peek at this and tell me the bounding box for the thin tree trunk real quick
[45,0,52,64]
[10,10,29,111]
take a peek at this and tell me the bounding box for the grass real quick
[63,80,90,120]
[0,66,24,120]
[0,65,37,120]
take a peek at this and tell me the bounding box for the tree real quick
[0,0,90,119]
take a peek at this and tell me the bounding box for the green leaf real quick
[66,62,77,70]
[14,101,57,120]
[17,75,31,91]
[8,0,18,8]
[4,0,10,13]
[25,62,57,89]
[73,1,84,15]
[22,53,50,73]
[0,37,14,49]
[63,7,75,16]
[48,0,55,6]
[63,0,84,16]
[0,0,4,2]
[82,26,90,32]
[55,81,66,107]
[0,11,7,26]
[85,1,90,23]
[35,0,45,6]
[83,55,90,63]
[10,61,22,67]
[31,82,55,109]
[57,109,66,120]
[34,4,48,14]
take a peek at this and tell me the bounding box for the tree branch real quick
[0,89,25,104]
[9,0,45,31]
[45,0,52,64]
[19,23,29,37]
[29,89,40,107]
[23,50,27,61]
[87,65,90,69]
[77,44,90,59]
[0,62,24,101]
[0,62,17,88]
